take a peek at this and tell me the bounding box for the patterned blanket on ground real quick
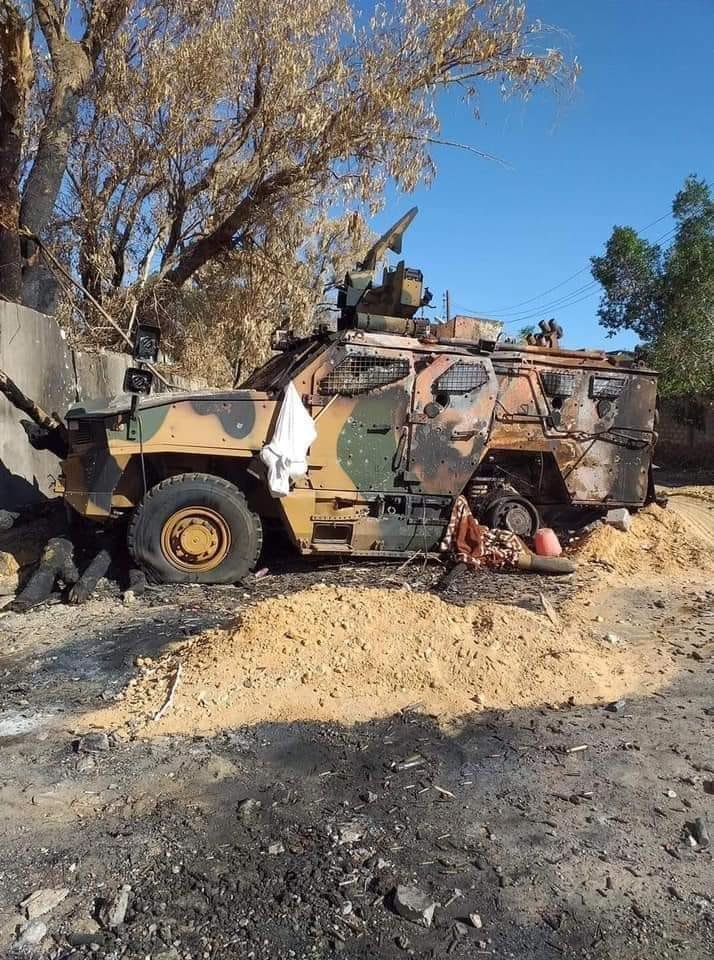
[441,495,522,569]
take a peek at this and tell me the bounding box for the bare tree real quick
[1,0,575,379]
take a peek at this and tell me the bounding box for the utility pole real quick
[443,289,451,322]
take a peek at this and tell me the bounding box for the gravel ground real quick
[0,510,712,959]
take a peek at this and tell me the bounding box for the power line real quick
[459,211,675,319]
[457,221,677,324]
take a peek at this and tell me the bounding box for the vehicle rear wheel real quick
[482,494,540,539]
[127,473,262,584]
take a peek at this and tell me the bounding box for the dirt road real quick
[0,498,712,959]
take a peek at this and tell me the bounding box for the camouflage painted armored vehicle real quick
[57,210,659,583]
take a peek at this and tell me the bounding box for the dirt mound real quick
[570,503,714,575]
[86,585,673,735]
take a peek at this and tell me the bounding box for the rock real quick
[76,732,110,754]
[654,598,666,609]
[153,951,180,960]
[77,754,97,773]
[454,920,470,937]
[469,912,483,928]
[268,842,285,855]
[393,884,436,927]
[16,919,47,947]
[20,888,69,919]
[703,780,714,796]
[604,508,631,532]
[605,699,627,713]
[395,933,410,949]
[691,817,710,848]
[604,632,621,645]
[665,789,677,799]
[363,791,378,804]
[121,589,136,605]
[334,819,365,844]
[237,797,262,823]
[98,885,131,928]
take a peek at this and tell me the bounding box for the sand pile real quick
[87,585,673,735]
[571,503,713,576]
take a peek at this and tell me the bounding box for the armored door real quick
[406,354,498,495]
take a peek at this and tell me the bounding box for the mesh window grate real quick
[590,376,625,400]
[541,371,577,397]
[434,361,489,394]
[318,355,410,395]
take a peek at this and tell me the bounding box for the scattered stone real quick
[605,699,627,713]
[121,589,136,605]
[237,798,262,822]
[20,888,69,919]
[691,818,710,848]
[666,789,677,799]
[363,791,378,804]
[77,754,97,773]
[454,920,470,937]
[703,780,714,796]
[604,507,631,532]
[469,912,483,929]
[395,933,410,949]
[76,732,110,754]
[654,598,666,609]
[334,820,365,844]
[16,919,47,947]
[98,885,131,928]
[604,632,621,645]
[268,842,285,855]
[393,884,436,927]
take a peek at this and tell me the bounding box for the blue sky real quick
[372,0,714,350]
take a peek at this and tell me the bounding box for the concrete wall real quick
[656,396,714,468]
[0,302,195,509]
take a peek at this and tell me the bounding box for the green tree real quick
[591,175,714,397]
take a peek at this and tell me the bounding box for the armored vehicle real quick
[58,210,658,583]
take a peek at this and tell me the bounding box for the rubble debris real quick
[392,884,436,927]
[689,817,710,848]
[237,798,262,822]
[76,732,110,753]
[469,912,483,928]
[16,919,47,947]
[267,842,285,855]
[605,508,632,532]
[20,888,68,919]
[605,699,627,713]
[333,820,365,845]
[0,509,19,532]
[98,884,131,928]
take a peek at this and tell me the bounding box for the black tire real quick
[482,494,540,539]
[127,473,262,584]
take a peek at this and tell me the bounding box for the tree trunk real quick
[20,67,88,310]
[0,4,31,303]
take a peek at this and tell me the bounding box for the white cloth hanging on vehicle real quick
[260,382,317,498]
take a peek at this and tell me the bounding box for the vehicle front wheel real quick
[127,473,262,584]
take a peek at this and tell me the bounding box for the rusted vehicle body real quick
[58,210,658,582]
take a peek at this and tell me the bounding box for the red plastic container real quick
[533,527,563,557]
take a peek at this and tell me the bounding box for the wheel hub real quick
[499,502,533,537]
[161,507,231,571]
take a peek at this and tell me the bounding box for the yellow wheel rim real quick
[160,507,231,572]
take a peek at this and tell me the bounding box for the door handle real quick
[367,425,390,434]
